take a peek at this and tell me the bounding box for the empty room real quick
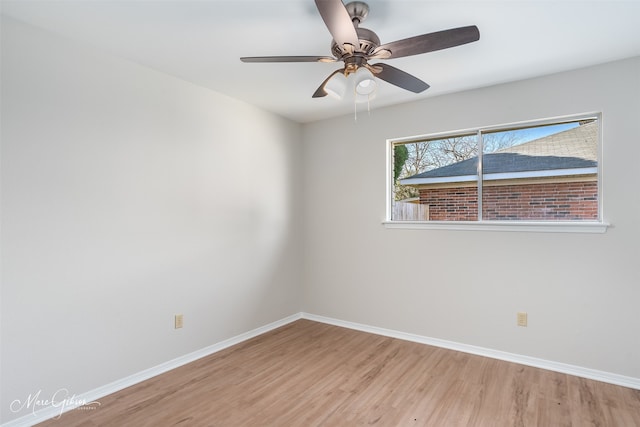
[1,0,639,426]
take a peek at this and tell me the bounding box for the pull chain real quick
[354,94,358,122]
[354,94,372,122]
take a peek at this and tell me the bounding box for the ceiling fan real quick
[240,0,480,99]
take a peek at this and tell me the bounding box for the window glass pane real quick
[393,134,478,221]
[481,120,598,221]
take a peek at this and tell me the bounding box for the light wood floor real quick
[38,319,640,426]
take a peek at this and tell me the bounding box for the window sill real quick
[382,220,609,233]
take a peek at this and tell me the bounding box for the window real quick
[387,115,606,232]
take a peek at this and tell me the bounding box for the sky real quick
[501,121,580,146]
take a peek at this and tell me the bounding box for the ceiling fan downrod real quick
[345,1,369,27]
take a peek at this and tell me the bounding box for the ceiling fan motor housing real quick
[331,27,380,58]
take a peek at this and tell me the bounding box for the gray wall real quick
[1,17,303,423]
[302,56,640,379]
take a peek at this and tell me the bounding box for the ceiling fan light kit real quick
[324,67,377,107]
[241,0,480,105]
[354,67,376,96]
[325,72,349,99]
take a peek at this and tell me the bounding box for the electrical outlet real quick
[175,314,184,329]
[517,312,528,327]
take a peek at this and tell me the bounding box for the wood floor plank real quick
[36,320,640,426]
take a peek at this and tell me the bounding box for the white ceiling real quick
[2,0,640,123]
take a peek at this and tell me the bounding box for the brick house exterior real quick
[400,121,598,221]
[420,180,598,221]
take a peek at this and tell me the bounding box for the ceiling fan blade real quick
[241,56,336,63]
[314,0,360,52]
[312,69,345,98]
[371,63,430,93]
[374,25,480,59]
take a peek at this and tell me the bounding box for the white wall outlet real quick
[517,312,528,327]
[174,314,184,329]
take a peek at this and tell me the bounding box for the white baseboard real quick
[5,311,638,426]
[2,313,302,427]
[301,312,640,390]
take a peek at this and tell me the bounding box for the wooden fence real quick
[392,202,429,221]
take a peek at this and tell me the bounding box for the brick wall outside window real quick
[419,187,478,221]
[419,181,598,221]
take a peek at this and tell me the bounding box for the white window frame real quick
[383,113,609,233]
